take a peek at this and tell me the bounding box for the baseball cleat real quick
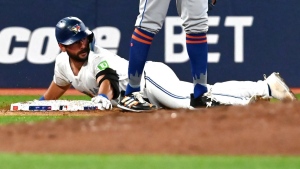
[190,92,223,108]
[263,72,296,101]
[117,91,157,112]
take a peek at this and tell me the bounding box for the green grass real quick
[0,154,300,169]
[0,116,71,125]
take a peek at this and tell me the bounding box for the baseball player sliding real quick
[39,16,296,111]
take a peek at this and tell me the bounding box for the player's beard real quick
[67,47,90,62]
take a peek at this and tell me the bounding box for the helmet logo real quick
[69,24,81,34]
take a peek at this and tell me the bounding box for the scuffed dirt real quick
[0,101,300,155]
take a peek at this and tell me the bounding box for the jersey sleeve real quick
[90,49,116,77]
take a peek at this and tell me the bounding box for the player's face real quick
[64,37,90,62]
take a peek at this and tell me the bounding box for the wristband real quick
[39,96,45,100]
[98,94,108,99]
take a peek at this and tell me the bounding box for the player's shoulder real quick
[54,52,69,68]
[55,52,69,62]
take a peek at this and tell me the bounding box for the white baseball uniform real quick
[53,47,270,109]
[135,0,208,34]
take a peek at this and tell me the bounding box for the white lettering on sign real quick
[0,27,30,64]
[225,16,254,62]
[0,17,253,65]
[165,16,254,63]
[27,27,59,64]
[92,26,121,54]
[0,26,121,64]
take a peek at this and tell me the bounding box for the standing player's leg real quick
[119,0,172,111]
[126,28,154,95]
[125,0,172,96]
[177,0,209,107]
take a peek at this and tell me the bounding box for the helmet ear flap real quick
[88,33,96,52]
[88,33,94,44]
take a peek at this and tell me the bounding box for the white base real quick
[10,100,104,111]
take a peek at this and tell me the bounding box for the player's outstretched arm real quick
[96,76,114,100]
[40,81,71,100]
[91,76,116,110]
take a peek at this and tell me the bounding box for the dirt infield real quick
[1,88,300,155]
[1,101,300,155]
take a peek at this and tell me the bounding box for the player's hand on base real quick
[91,94,112,110]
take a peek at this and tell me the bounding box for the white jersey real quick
[54,48,129,97]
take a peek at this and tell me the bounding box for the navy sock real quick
[186,33,208,98]
[126,28,155,95]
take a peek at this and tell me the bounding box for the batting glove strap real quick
[91,94,112,110]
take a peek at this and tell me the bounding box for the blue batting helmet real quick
[55,16,93,45]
